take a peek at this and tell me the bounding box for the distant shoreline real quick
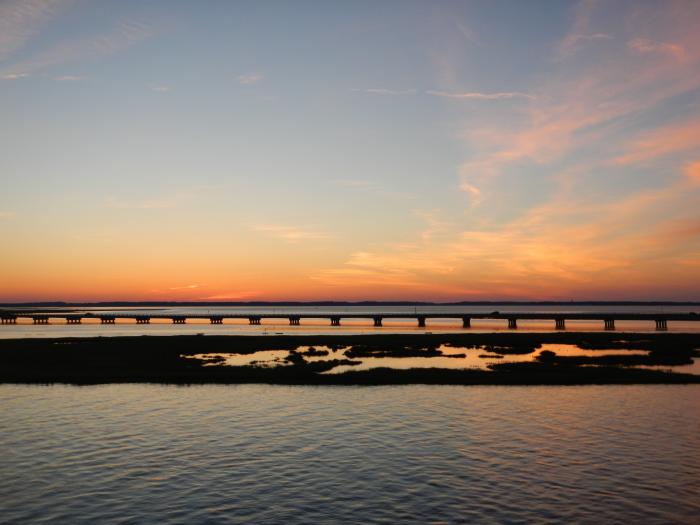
[2,300,700,308]
[1,332,698,386]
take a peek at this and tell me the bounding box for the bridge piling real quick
[4,311,698,330]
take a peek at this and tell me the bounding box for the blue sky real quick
[1,0,699,301]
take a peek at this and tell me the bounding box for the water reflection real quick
[186,344,680,375]
[2,384,699,524]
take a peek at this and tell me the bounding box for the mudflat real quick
[0,332,698,385]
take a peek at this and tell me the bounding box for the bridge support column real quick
[289,317,300,325]
[417,316,426,327]
[1,316,17,324]
[508,318,518,329]
[66,316,82,324]
[249,317,261,325]
[100,317,115,324]
[172,317,186,324]
[209,317,223,324]
[462,317,471,328]
[655,319,667,331]
[373,317,383,327]
[555,318,566,330]
[33,316,49,324]
[604,319,615,330]
[330,317,341,326]
[136,317,151,324]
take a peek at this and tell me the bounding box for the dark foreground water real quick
[1,385,699,524]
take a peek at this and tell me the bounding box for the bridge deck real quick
[1,311,698,321]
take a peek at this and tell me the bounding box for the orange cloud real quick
[614,120,700,166]
[684,161,700,183]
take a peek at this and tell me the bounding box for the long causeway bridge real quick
[1,310,698,331]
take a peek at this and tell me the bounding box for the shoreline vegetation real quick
[1,333,699,385]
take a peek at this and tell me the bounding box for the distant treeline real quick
[1,301,699,307]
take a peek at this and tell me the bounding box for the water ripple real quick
[1,384,699,524]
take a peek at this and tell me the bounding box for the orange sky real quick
[1,0,699,302]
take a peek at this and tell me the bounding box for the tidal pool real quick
[186,343,667,374]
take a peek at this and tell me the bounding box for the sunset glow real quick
[1,0,699,302]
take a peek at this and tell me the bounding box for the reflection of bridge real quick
[1,311,698,331]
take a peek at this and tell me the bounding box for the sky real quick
[1,0,699,302]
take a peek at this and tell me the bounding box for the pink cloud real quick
[613,120,700,166]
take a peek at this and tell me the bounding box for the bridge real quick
[1,310,698,331]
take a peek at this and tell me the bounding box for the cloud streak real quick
[168,284,199,291]
[426,90,533,100]
[1,19,154,78]
[238,72,263,85]
[628,38,686,60]
[355,88,417,96]
[253,225,330,243]
[0,0,72,62]
[1,73,28,80]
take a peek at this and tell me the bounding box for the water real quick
[1,384,699,524]
[2,305,699,338]
[190,343,700,375]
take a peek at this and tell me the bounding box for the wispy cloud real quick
[149,84,171,92]
[1,73,28,80]
[685,161,700,184]
[354,88,416,96]
[253,225,330,243]
[613,119,700,166]
[53,74,83,81]
[458,176,483,206]
[627,38,686,60]
[0,0,72,62]
[314,179,700,299]
[238,72,263,85]
[313,0,700,299]
[168,284,199,291]
[556,0,614,59]
[559,33,613,58]
[1,19,154,78]
[450,0,700,203]
[426,90,533,100]
[413,209,451,241]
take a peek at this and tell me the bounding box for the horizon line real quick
[2,300,700,307]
